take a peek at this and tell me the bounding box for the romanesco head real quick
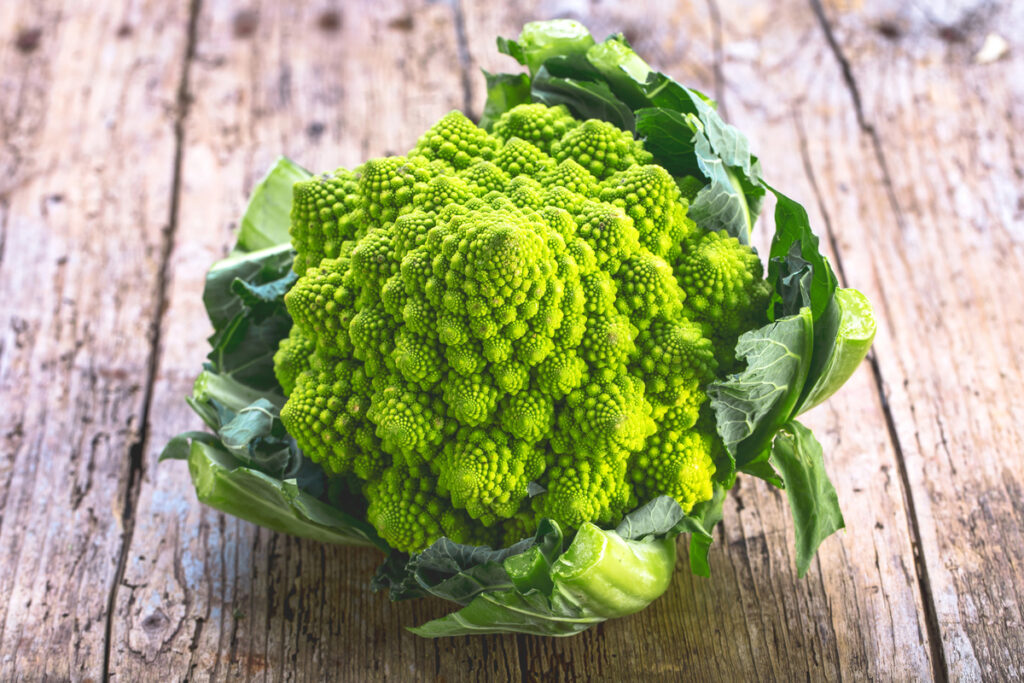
[276,104,770,552]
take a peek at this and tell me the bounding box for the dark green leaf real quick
[159,431,218,461]
[478,71,532,130]
[409,588,602,637]
[738,453,784,488]
[204,245,295,390]
[683,483,728,577]
[766,185,838,322]
[769,421,845,577]
[707,308,815,467]
[231,269,298,315]
[531,64,635,131]
[687,122,764,244]
[634,107,702,178]
[204,244,295,331]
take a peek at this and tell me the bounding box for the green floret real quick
[500,391,555,443]
[364,465,447,552]
[273,325,316,396]
[613,250,685,328]
[356,156,430,228]
[391,210,435,260]
[635,318,717,410]
[349,300,398,377]
[366,374,448,468]
[350,228,397,289]
[534,456,634,529]
[284,256,357,356]
[394,328,445,389]
[442,371,501,426]
[539,158,600,197]
[675,175,705,203]
[580,309,637,374]
[280,356,378,477]
[494,137,554,178]
[410,110,499,169]
[575,200,640,274]
[557,375,656,457]
[542,186,588,214]
[676,229,770,362]
[552,118,653,180]
[412,174,475,214]
[600,164,692,258]
[289,169,360,275]
[492,103,580,154]
[458,160,510,196]
[631,425,715,513]
[505,175,544,210]
[535,350,586,398]
[437,427,545,523]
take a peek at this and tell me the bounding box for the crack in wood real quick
[806,3,952,680]
[705,0,728,121]
[99,0,204,678]
[449,0,476,120]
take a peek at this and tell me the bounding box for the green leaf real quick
[204,243,295,331]
[234,157,311,253]
[584,35,656,109]
[688,129,761,244]
[614,495,687,539]
[766,185,838,322]
[478,71,532,130]
[497,19,595,77]
[186,439,386,549]
[633,107,702,178]
[738,452,784,488]
[532,63,635,131]
[159,431,218,461]
[406,534,540,605]
[769,421,845,577]
[707,308,815,467]
[203,244,296,390]
[682,483,727,577]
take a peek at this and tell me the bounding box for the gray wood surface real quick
[0,0,1020,680]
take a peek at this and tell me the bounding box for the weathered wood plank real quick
[461,1,935,680]
[0,0,190,679]
[108,2,524,680]
[807,1,1024,678]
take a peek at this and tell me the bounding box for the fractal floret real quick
[277,105,769,553]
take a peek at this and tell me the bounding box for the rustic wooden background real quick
[1,0,1021,680]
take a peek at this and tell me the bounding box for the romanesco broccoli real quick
[279,103,770,552]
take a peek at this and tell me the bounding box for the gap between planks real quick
[806,0,948,679]
[100,0,204,677]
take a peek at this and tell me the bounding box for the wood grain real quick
[1,0,1021,679]
[807,1,1024,678]
[0,0,189,679]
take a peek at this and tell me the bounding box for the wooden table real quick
[2,0,1021,679]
